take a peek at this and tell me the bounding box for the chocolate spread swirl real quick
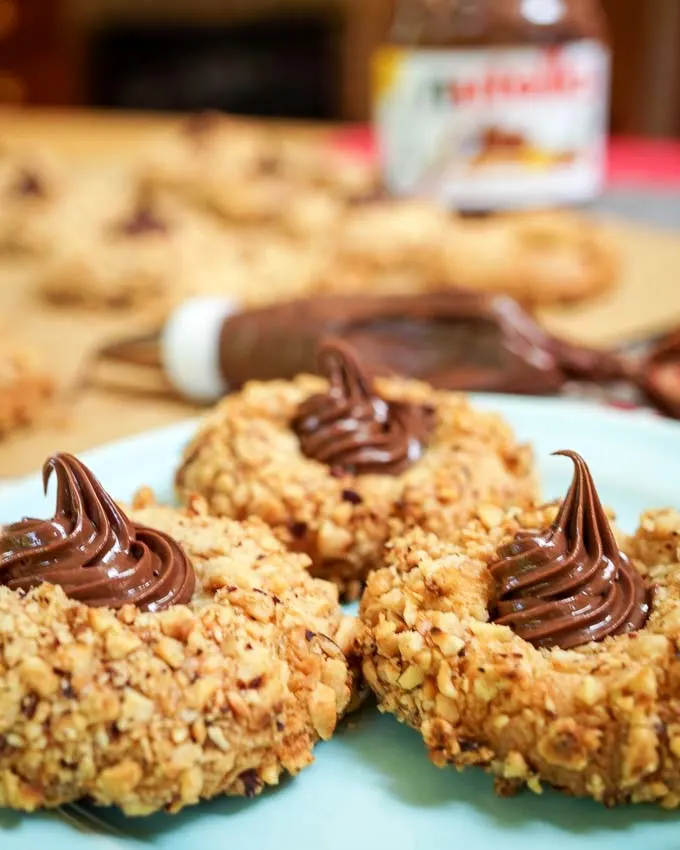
[292,338,434,475]
[0,453,195,611]
[490,451,649,650]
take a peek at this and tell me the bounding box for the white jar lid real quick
[161,296,239,403]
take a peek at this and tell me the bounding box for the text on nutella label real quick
[374,41,611,209]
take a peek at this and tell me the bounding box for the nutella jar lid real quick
[388,0,608,47]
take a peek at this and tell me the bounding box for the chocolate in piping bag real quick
[85,289,666,410]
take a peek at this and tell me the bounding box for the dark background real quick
[2,0,679,137]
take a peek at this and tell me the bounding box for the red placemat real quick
[331,126,680,189]
[609,137,680,188]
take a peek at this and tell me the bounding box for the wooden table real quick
[2,108,680,480]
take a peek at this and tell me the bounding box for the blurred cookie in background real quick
[443,210,621,306]
[0,143,65,256]
[36,173,236,313]
[184,234,332,310]
[0,336,54,438]
[140,112,377,225]
[317,199,451,296]
[315,200,620,306]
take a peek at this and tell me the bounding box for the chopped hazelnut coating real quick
[0,497,361,816]
[360,505,680,807]
[176,376,537,598]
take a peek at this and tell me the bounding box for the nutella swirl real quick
[490,451,649,650]
[292,338,434,475]
[0,454,195,611]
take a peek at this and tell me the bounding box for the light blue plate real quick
[2,395,680,850]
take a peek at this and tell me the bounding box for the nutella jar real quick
[373,0,611,211]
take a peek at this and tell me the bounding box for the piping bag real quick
[84,288,680,415]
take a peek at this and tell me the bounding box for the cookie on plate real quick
[0,337,53,437]
[176,338,537,599]
[359,450,680,808]
[0,453,360,815]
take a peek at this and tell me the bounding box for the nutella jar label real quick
[374,41,611,210]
